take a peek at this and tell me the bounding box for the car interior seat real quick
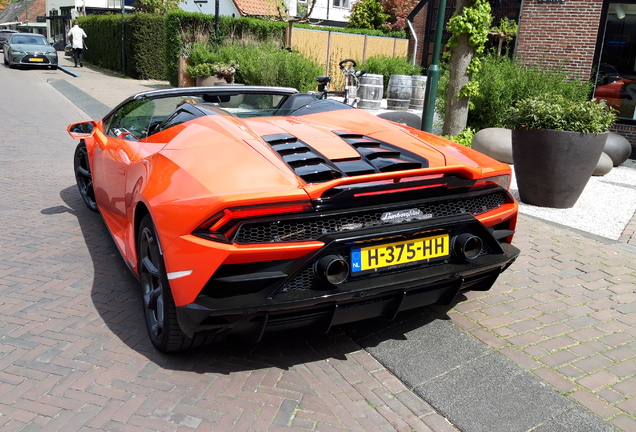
[275,93,317,115]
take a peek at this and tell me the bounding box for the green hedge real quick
[78,13,165,80]
[78,15,123,72]
[125,14,166,79]
[80,11,406,85]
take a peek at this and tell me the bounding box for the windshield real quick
[11,35,48,45]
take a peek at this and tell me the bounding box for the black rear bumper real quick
[176,214,519,339]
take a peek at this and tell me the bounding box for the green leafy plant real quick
[503,94,616,134]
[441,127,475,147]
[436,54,595,131]
[445,0,492,100]
[489,17,518,57]
[186,61,238,82]
[186,42,321,91]
[133,0,184,14]
[346,0,390,31]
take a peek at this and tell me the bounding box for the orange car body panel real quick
[70,95,518,309]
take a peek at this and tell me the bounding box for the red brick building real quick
[410,0,636,143]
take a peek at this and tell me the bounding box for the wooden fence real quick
[292,28,409,90]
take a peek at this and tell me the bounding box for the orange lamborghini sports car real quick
[68,86,520,352]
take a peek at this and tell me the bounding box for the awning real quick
[0,21,23,27]
[18,22,48,29]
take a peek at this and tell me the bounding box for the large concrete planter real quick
[511,129,608,208]
[196,75,230,86]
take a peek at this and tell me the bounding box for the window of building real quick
[333,0,349,9]
[595,3,636,121]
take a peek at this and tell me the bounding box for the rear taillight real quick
[193,202,314,243]
[470,175,511,191]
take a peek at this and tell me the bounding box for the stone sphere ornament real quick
[593,152,613,176]
[604,132,631,167]
[471,128,513,163]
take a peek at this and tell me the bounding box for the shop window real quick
[595,3,636,121]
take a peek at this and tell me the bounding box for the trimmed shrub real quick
[125,14,166,79]
[503,94,615,134]
[79,13,165,80]
[78,15,123,73]
[359,55,423,96]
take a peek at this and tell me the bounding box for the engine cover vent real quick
[262,132,429,184]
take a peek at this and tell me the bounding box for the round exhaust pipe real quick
[454,233,483,260]
[315,254,349,285]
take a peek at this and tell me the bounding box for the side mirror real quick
[67,121,97,139]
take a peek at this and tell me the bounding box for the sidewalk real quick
[36,55,636,430]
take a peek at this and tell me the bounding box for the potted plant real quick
[186,61,239,87]
[503,93,616,208]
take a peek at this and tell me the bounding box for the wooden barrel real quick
[387,75,411,111]
[357,74,384,110]
[409,75,427,110]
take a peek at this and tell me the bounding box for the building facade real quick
[181,0,356,27]
[517,1,636,142]
[410,0,636,143]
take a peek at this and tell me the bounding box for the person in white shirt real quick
[67,21,87,68]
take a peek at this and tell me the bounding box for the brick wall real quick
[408,6,428,67]
[611,124,636,149]
[516,0,603,80]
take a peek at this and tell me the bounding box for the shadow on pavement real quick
[42,185,441,375]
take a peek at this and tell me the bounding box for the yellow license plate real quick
[29,58,44,62]
[351,233,449,273]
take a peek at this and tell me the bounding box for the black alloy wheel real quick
[138,215,190,352]
[73,143,98,212]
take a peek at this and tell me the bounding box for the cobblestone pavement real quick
[0,59,454,431]
[1,54,635,431]
[440,216,636,431]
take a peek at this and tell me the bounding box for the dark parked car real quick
[0,29,18,51]
[3,33,58,69]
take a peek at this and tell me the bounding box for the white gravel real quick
[510,159,636,240]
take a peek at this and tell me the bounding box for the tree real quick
[271,0,319,47]
[442,0,491,136]
[133,0,184,14]
[381,0,419,31]
[347,0,389,31]
[489,17,518,57]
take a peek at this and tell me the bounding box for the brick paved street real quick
[444,215,636,431]
[0,62,452,431]
[1,55,635,431]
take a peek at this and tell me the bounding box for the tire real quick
[138,215,199,352]
[3,55,7,66]
[73,142,99,212]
